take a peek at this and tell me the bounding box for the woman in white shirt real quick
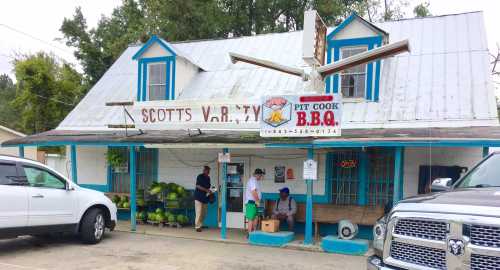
[245,168,264,234]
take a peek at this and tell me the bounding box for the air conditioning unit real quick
[338,219,359,240]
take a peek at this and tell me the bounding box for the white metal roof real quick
[58,11,498,131]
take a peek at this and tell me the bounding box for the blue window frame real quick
[137,56,176,101]
[325,36,382,101]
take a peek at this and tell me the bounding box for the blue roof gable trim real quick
[328,12,389,40]
[132,35,177,60]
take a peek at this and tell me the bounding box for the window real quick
[0,163,20,185]
[456,154,500,188]
[148,63,167,100]
[23,166,66,189]
[340,46,367,98]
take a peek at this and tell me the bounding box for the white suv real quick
[0,155,117,244]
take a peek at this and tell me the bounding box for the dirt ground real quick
[0,231,367,270]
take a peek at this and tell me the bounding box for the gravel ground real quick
[0,231,366,270]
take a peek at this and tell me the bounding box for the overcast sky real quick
[1,0,500,78]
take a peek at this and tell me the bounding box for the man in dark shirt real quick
[194,166,211,232]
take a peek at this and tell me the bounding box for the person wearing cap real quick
[272,187,297,231]
[194,166,212,232]
[244,168,265,234]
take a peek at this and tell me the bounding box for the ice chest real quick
[261,219,280,233]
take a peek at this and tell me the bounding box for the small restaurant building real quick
[5,11,500,248]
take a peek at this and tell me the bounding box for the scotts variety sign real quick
[131,100,260,130]
[260,94,342,137]
[130,94,341,137]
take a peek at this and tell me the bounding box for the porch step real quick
[320,236,369,256]
[248,231,295,247]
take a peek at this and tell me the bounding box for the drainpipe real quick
[129,146,137,231]
[221,148,229,239]
[70,145,78,184]
[304,148,314,245]
[18,145,25,158]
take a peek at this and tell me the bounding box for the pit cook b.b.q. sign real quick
[260,94,342,137]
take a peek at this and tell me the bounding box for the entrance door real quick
[224,159,249,229]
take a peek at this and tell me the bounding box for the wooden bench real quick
[266,201,384,240]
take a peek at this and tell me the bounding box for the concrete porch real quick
[114,220,331,253]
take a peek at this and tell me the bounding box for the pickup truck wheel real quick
[80,208,105,244]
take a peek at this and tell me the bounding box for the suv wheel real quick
[80,208,105,244]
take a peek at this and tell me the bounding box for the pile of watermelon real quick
[149,182,187,201]
[112,195,130,209]
[146,208,189,225]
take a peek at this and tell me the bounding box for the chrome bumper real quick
[367,256,398,270]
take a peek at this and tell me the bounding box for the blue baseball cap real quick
[279,187,290,194]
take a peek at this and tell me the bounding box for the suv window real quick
[0,163,20,185]
[22,166,66,189]
[456,153,500,188]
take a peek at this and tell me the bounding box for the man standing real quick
[194,166,211,232]
[245,168,265,234]
[271,187,297,231]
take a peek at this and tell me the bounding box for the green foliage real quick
[60,0,379,84]
[413,2,431,18]
[107,148,127,168]
[12,53,85,134]
[0,74,23,132]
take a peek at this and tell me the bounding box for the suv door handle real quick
[32,194,44,198]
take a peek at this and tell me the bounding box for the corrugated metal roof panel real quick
[58,11,498,131]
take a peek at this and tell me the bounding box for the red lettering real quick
[221,106,228,122]
[185,108,192,121]
[149,108,156,123]
[324,111,335,126]
[202,106,211,122]
[157,109,166,122]
[296,111,307,126]
[310,111,320,126]
[176,108,184,121]
[165,108,174,121]
[141,108,149,123]
[252,105,260,122]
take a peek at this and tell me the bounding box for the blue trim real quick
[107,159,112,193]
[129,146,137,231]
[325,153,333,203]
[325,48,332,93]
[326,36,383,101]
[141,61,147,101]
[172,60,176,99]
[483,147,489,157]
[137,56,176,101]
[18,146,24,158]
[221,148,228,239]
[327,12,359,40]
[79,184,109,192]
[304,148,314,245]
[357,149,368,205]
[166,59,170,100]
[393,147,403,204]
[132,35,177,60]
[136,61,142,101]
[70,145,78,184]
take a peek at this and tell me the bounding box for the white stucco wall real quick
[140,42,173,58]
[403,147,484,198]
[157,148,326,196]
[72,146,108,185]
[175,57,199,98]
[333,18,378,40]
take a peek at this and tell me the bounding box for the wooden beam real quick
[318,39,410,79]
[105,101,134,106]
[229,52,306,78]
[107,124,135,129]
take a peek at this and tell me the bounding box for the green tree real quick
[413,2,431,18]
[0,74,23,132]
[13,53,84,134]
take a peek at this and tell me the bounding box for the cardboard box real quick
[261,219,280,233]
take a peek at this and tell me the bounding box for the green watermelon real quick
[122,202,130,209]
[155,208,163,214]
[167,192,178,201]
[167,214,176,223]
[137,198,145,207]
[111,195,120,204]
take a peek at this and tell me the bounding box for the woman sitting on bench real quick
[271,187,297,231]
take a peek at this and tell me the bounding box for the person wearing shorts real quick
[245,168,264,234]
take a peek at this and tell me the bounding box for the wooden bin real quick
[261,219,280,233]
